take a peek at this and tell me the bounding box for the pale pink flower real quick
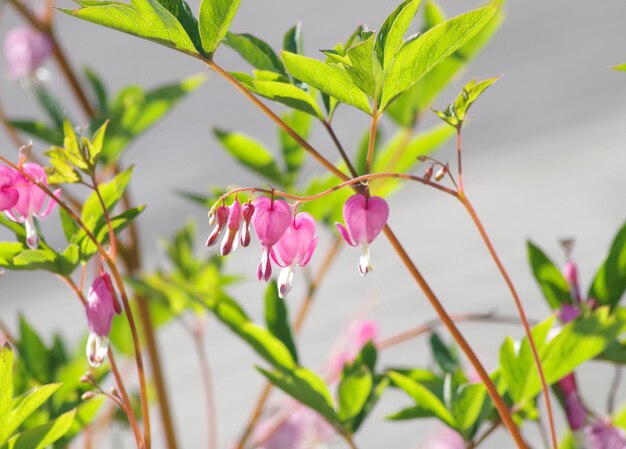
[336,194,389,276]
[327,318,379,380]
[85,272,118,367]
[0,166,19,211]
[586,421,626,449]
[272,212,318,298]
[4,163,59,249]
[240,201,255,247]
[206,205,229,247]
[252,197,291,282]
[220,199,241,256]
[419,426,464,449]
[563,390,586,431]
[559,303,581,324]
[4,27,52,79]
[254,406,334,449]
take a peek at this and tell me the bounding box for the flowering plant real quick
[0,0,625,449]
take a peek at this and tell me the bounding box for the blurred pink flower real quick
[4,27,52,79]
[254,406,334,449]
[252,197,291,282]
[239,201,255,247]
[327,318,379,380]
[419,426,464,449]
[336,194,389,276]
[3,163,59,249]
[586,421,626,449]
[272,212,318,298]
[220,199,241,256]
[85,272,118,367]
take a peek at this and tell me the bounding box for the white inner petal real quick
[278,265,295,299]
[358,244,372,277]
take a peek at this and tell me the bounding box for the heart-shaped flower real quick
[0,166,18,211]
[336,194,389,276]
[85,272,119,367]
[4,27,52,79]
[252,196,291,281]
[272,212,318,298]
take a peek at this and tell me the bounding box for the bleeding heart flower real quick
[85,272,119,368]
[252,196,291,282]
[206,205,229,247]
[336,194,389,276]
[4,163,60,249]
[4,27,52,79]
[220,199,241,256]
[271,212,318,298]
[240,201,255,247]
[586,420,626,449]
[0,166,18,211]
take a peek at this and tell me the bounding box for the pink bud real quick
[563,261,578,285]
[206,205,228,247]
[220,199,241,256]
[240,202,255,247]
[271,212,318,298]
[564,392,586,431]
[252,197,291,282]
[0,166,18,212]
[85,273,116,367]
[559,304,580,324]
[423,166,433,181]
[4,27,52,79]
[586,420,626,449]
[336,194,389,276]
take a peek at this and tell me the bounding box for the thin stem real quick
[0,156,151,448]
[323,121,359,178]
[457,129,464,192]
[382,225,527,449]
[205,60,348,181]
[471,419,501,448]
[365,108,379,175]
[190,321,218,449]
[8,0,95,118]
[235,238,343,449]
[607,365,622,415]
[342,433,360,449]
[91,177,117,260]
[377,312,534,350]
[459,194,557,449]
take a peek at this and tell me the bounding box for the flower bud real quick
[81,391,96,400]
[423,166,433,182]
[85,272,117,367]
[434,165,448,181]
[220,199,241,256]
[4,27,52,79]
[206,205,228,247]
[240,202,255,247]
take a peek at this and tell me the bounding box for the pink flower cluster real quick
[4,27,52,79]
[0,162,59,249]
[208,193,389,298]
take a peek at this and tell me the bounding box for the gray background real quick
[1,0,626,447]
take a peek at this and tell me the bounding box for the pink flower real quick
[240,201,255,247]
[559,304,580,324]
[563,260,581,302]
[220,199,241,256]
[85,272,119,367]
[252,196,291,282]
[586,421,626,449]
[0,166,19,211]
[336,194,389,276]
[564,391,586,431]
[419,426,464,449]
[4,163,59,249]
[253,406,334,449]
[327,318,379,380]
[271,212,318,298]
[206,205,229,247]
[4,27,52,79]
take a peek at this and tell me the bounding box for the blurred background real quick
[1,0,626,447]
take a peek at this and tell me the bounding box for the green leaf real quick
[387,1,502,127]
[258,366,338,425]
[32,85,65,128]
[283,23,303,55]
[282,52,371,114]
[344,34,384,100]
[449,382,486,436]
[589,221,626,308]
[350,375,388,432]
[84,67,109,114]
[429,332,460,374]
[224,32,286,74]
[3,409,75,449]
[527,240,572,310]
[103,75,205,163]
[81,166,133,231]
[251,80,324,120]
[264,281,298,363]
[0,346,14,429]
[433,77,499,128]
[4,384,61,439]
[17,316,51,385]
[387,371,454,426]
[89,120,108,165]
[9,121,63,146]
[198,0,241,55]
[64,0,198,54]
[338,365,373,423]
[380,5,499,110]
[213,129,284,183]
[375,0,423,69]
[613,63,626,72]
